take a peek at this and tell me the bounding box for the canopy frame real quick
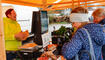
[0,0,6,60]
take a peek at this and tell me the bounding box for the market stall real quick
[1,0,105,60]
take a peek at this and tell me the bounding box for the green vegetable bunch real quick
[53,26,66,35]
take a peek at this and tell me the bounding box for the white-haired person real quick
[62,7,105,60]
[92,8,105,60]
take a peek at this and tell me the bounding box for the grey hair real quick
[92,8,105,17]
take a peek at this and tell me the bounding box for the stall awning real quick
[1,0,105,10]
[46,0,105,10]
[2,0,59,8]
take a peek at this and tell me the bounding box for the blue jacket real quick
[99,18,105,60]
[62,23,105,60]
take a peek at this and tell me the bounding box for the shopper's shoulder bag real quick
[75,28,96,60]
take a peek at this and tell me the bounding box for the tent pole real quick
[42,0,47,10]
[78,0,80,7]
[72,0,74,9]
[84,0,87,8]
[0,0,6,60]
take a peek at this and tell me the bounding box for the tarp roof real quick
[1,0,105,10]
[46,0,105,10]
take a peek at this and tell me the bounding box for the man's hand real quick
[15,30,29,41]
